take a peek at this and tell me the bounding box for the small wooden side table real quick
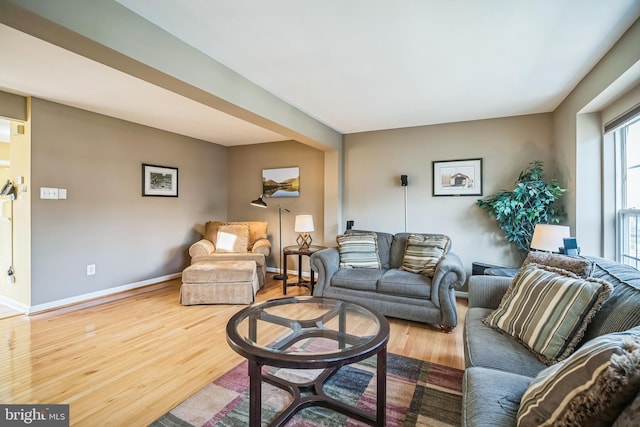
[282,245,327,295]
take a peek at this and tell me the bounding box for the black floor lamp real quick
[251,195,289,280]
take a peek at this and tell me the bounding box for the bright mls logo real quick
[1,405,69,426]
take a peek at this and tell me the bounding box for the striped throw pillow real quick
[484,263,613,364]
[400,234,451,276]
[336,233,381,269]
[518,326,640,427]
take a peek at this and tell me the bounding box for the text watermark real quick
[1,405,69,426]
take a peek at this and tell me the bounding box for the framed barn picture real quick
[432,158,482,196]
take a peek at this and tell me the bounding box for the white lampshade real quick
[294,215,314,233]
[530,224,570,252]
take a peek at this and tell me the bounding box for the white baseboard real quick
[0,295,28,314]
[266,266,311,278]
[0,273,181,315]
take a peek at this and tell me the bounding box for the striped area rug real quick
[150,353,463,426]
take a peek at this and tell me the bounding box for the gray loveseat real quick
[462,255,640,426]
[310,230,466,332]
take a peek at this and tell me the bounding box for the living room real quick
[1,1,640,425]
[0,1,638,312]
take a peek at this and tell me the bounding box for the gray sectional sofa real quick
[310,230,466,332]
[462,255,640,426]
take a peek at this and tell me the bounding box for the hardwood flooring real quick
[0,273,467,426]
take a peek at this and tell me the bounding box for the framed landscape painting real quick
[262,167,300,198]
[142,163,178,197]
[432,158,482,196]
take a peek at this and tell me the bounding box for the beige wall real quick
[602,83,640,125]
[227,140,325,274]
[553,18,640,257]
[344,114,555,271]
[29,98,228,307]
[0,90,27,121]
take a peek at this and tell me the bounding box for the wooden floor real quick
[0,273,467,426]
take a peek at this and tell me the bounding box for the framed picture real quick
[432,158,482,196]
[142,163,178,197]
[262,167,300,197]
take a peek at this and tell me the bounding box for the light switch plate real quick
[58,189,67,199]
[40,187,59,199]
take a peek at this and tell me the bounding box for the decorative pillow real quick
[400,234,451,276]
[613,392,640,427]
[204,221,225,245]
[518,327,640,427]
[522,251,594,278]
[228,221,268,250]
[484,263,613,364]
[215,224,249,253]
[336,232,381,269]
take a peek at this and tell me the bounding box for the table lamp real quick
[294,215,314,249]
[530,224,570,253]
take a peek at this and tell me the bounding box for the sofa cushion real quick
[614,392,640,426]
[462,367,530,427]
[390,233,451,269]
[336,232,381,269]
[484,263,613,364]
[204,221,268,251]
[347,230,393,269]
[215,224,249,253]
[182,260,256,283]
[204,220,226,245]
[465,308,547,377]
[521,251,594,278]
[400,234,451,277]
[517,326,640,427]
[228,221,268,250]
[330,268,383,292]
[377,268,431,299]
[582,256,640,343]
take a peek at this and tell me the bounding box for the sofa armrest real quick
[310,248,340,296]
[431,252,467,330]
[467,275,512,309]
[251,238,271,257]
[188,239,215,257]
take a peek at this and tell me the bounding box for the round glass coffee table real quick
[226,297,390,427]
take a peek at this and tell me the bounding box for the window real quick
[617,116,640,269]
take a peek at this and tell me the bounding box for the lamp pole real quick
[274,204,290,280]
[250,195,289,281]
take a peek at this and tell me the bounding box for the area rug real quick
[150,353,463,426]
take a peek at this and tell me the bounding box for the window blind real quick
[604,103,640,133]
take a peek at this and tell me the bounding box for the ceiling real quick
[1,0,640,146]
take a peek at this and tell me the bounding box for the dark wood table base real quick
[249,348,387,426]
[226,297,389,427]
[282,245,326,295]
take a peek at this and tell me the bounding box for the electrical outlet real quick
[86,264,96,276]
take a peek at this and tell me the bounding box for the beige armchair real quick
[188,221,271,288]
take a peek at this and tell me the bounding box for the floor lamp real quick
[251,195,289,280]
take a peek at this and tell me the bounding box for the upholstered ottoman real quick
[180,261,259,305]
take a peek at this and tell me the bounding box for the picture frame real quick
[262,167,300,198]
[142,163,178,197]
[432,158,482,197]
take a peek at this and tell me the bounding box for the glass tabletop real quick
[226,297,389,367]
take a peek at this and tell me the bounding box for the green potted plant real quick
[477,161,566,253]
